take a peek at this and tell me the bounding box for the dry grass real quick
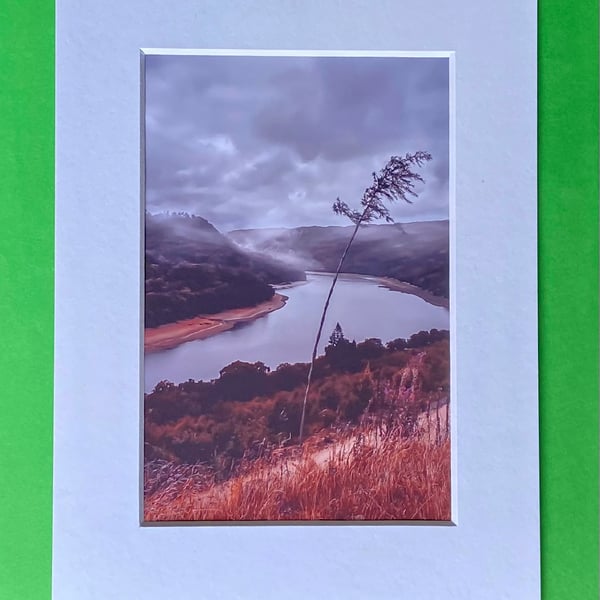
[144,421,450,522]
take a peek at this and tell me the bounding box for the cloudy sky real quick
[144,54,449,232]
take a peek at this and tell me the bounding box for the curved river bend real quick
[144,273,449,393]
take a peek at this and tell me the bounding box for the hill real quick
[145,212,305,327]
[143,329,451,521]
[228,220,449,297]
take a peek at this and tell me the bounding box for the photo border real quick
[139,48,457,526]
[55,4,540,590]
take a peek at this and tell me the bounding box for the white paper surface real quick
[54,1,539,598]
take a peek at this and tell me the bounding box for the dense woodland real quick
[145,212,305,327]
[144,328,449,479]
[229,220,449,298]
[145,213,449,327]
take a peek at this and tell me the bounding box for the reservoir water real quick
[144,272,449,393]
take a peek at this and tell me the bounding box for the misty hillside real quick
[145,212,305,327]
[229,220,449,297]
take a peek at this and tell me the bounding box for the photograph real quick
[142,52,452,522]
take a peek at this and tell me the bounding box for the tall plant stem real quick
[298,214,365,443]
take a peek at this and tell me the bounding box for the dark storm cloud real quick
[144,54,449,231]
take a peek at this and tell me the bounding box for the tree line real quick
[144,328,449,474]
[145,212,304,327]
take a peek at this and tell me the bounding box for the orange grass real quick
[144,423,450,522]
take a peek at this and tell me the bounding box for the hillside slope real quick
[229,220,449,297]
[145,212,305,327]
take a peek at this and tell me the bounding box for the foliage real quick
[145,212,305,327]
[229,220,450,298]
[144,427,451,522]
[332,152,432,224]
[144,330,449,474]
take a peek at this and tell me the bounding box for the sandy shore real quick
[309,271,449,309]
[145,293,288,353]
[376,277,449,309]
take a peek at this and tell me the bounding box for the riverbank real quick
[308,271,449,309]
[376,277,449,309]
[145,293,288,353]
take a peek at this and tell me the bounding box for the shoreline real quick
[375,277,449,309]
[308,271,449,309]
[145,293,288,353]
[145,272,447,354]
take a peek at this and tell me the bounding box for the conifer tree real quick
[328,322,344,347]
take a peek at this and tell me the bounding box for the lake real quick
[144,272,449,393]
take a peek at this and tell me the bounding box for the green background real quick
[0,0,597,597]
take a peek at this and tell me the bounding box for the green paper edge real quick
[539,1,599,599]
[0,1,597,598]
[0,0,55,598]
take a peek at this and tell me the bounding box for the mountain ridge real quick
[228,219,449,298]
[145,212,305,327]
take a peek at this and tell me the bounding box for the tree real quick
[325,324,360,372]
[328,322,345,347]
[356,338,385,360]
[298,152,432,442]
[217,360,270,402]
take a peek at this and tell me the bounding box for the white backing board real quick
[54,1,538,598]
